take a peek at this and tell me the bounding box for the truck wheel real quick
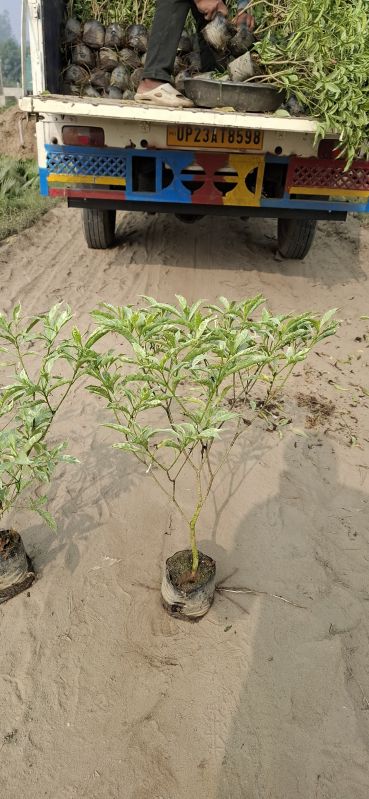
[277,218,316,259]
[82,208,116,249]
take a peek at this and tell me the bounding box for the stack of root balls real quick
[63,19,150,99]
[201,15,259,81]
[62,14,261,100]
[152,26,256,91]
[62,18,206,99]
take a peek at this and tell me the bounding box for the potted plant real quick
[0,303,89,604]
[85,295,336,619]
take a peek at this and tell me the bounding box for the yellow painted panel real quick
[290,186,369,198]
[48,174,126,186]
[223,155,265,207]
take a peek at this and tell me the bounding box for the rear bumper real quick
[67,197,347,221]
[40,144,369,216]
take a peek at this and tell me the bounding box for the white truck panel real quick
[23,0,46,95]
[20,94,320,134]
[32,113,319,159]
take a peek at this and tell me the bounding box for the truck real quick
[20,0,369,259]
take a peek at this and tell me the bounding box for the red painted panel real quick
[190,153,229,206]
[286,157,369,192]
[49,188,126,201]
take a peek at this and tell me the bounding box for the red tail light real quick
[318,139,340,159]
[62,126,105,147]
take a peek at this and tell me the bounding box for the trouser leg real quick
[143,0,219,83]
[143,0,192,83]
[191,3,219,72]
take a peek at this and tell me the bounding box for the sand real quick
[0,106,37,160]
[0,209,368,798]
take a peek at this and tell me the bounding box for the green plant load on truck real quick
[20,0,369,258]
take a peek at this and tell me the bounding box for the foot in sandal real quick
[135,79,194,108]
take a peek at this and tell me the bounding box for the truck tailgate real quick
[20,94,320,134]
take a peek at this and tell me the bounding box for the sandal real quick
[135,82,194,108]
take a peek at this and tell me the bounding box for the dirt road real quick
[0,208,369,799]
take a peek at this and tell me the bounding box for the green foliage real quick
[0,11,12,44]
[0,37,21,85]
[66,0,156,26]
[0,11,21,86]
[251,0,369,164]
[0,158,38,199]
[0,304,91,527]
[65,0,243,26]
[0,157,54,242]
[86,296,337,571]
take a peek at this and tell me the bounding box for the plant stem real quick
[189,470,203,574]
[189,507,201,574]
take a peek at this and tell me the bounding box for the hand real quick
[234,10,255,31]
[196,0,228,21]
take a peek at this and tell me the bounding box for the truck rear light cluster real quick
[62,126,105,147]
[317,139,340,159]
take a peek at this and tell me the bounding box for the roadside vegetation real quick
[0,156,54,241]
[0,11,21,85]
[0,102,16,114]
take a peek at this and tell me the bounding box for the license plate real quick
[167,125,264,151]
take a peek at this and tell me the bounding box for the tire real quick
[277,218,317,259]
[82,208,116,249]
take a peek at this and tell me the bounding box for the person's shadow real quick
[210,435,369,799]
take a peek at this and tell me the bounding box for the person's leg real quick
[190,1,219,72]
[142,0,192,84]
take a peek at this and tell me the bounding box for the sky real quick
[0,0,21,40]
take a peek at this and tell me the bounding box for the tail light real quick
[62,126,105,147]
[318,139,340,159]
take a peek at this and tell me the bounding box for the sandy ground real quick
[0,209,369,799]
[0,106,37,160]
